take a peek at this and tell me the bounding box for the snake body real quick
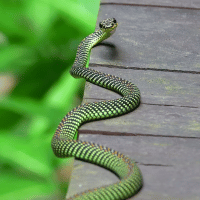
[52,18,143,199]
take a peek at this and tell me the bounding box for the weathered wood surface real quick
[67,135,200,199]
[90,5,200,72]
[83,67,200,107]
[67,2,200,200]
[80,67,200,138]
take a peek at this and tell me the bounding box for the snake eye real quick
[113,18,117,23]
[99,22,103,29]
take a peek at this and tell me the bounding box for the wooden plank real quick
[80,66,200,138]
[101,0,200,9]
[90,5,200,72]
[80,103,200,137]
[67,135,200,199]
[83,66,200,107]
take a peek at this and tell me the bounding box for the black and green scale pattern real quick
[51,18,143,199]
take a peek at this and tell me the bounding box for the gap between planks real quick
[90,63,200,74]
[100,2,200,10]
[79,130,200,139]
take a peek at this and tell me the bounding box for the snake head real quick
[99,18,118,35]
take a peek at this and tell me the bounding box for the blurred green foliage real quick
[0,0,100,199]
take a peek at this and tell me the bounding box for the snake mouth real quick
[110,26,117,35]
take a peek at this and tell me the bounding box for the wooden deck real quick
[67,1,200,199]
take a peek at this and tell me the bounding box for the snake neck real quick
[70,29,109,77]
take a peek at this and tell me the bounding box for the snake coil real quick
[52,18,143,200]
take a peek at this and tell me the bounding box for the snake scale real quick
[51,18,143,199]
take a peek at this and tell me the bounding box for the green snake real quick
[52,18,143,199]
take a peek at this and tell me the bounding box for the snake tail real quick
[51,18,143,200]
